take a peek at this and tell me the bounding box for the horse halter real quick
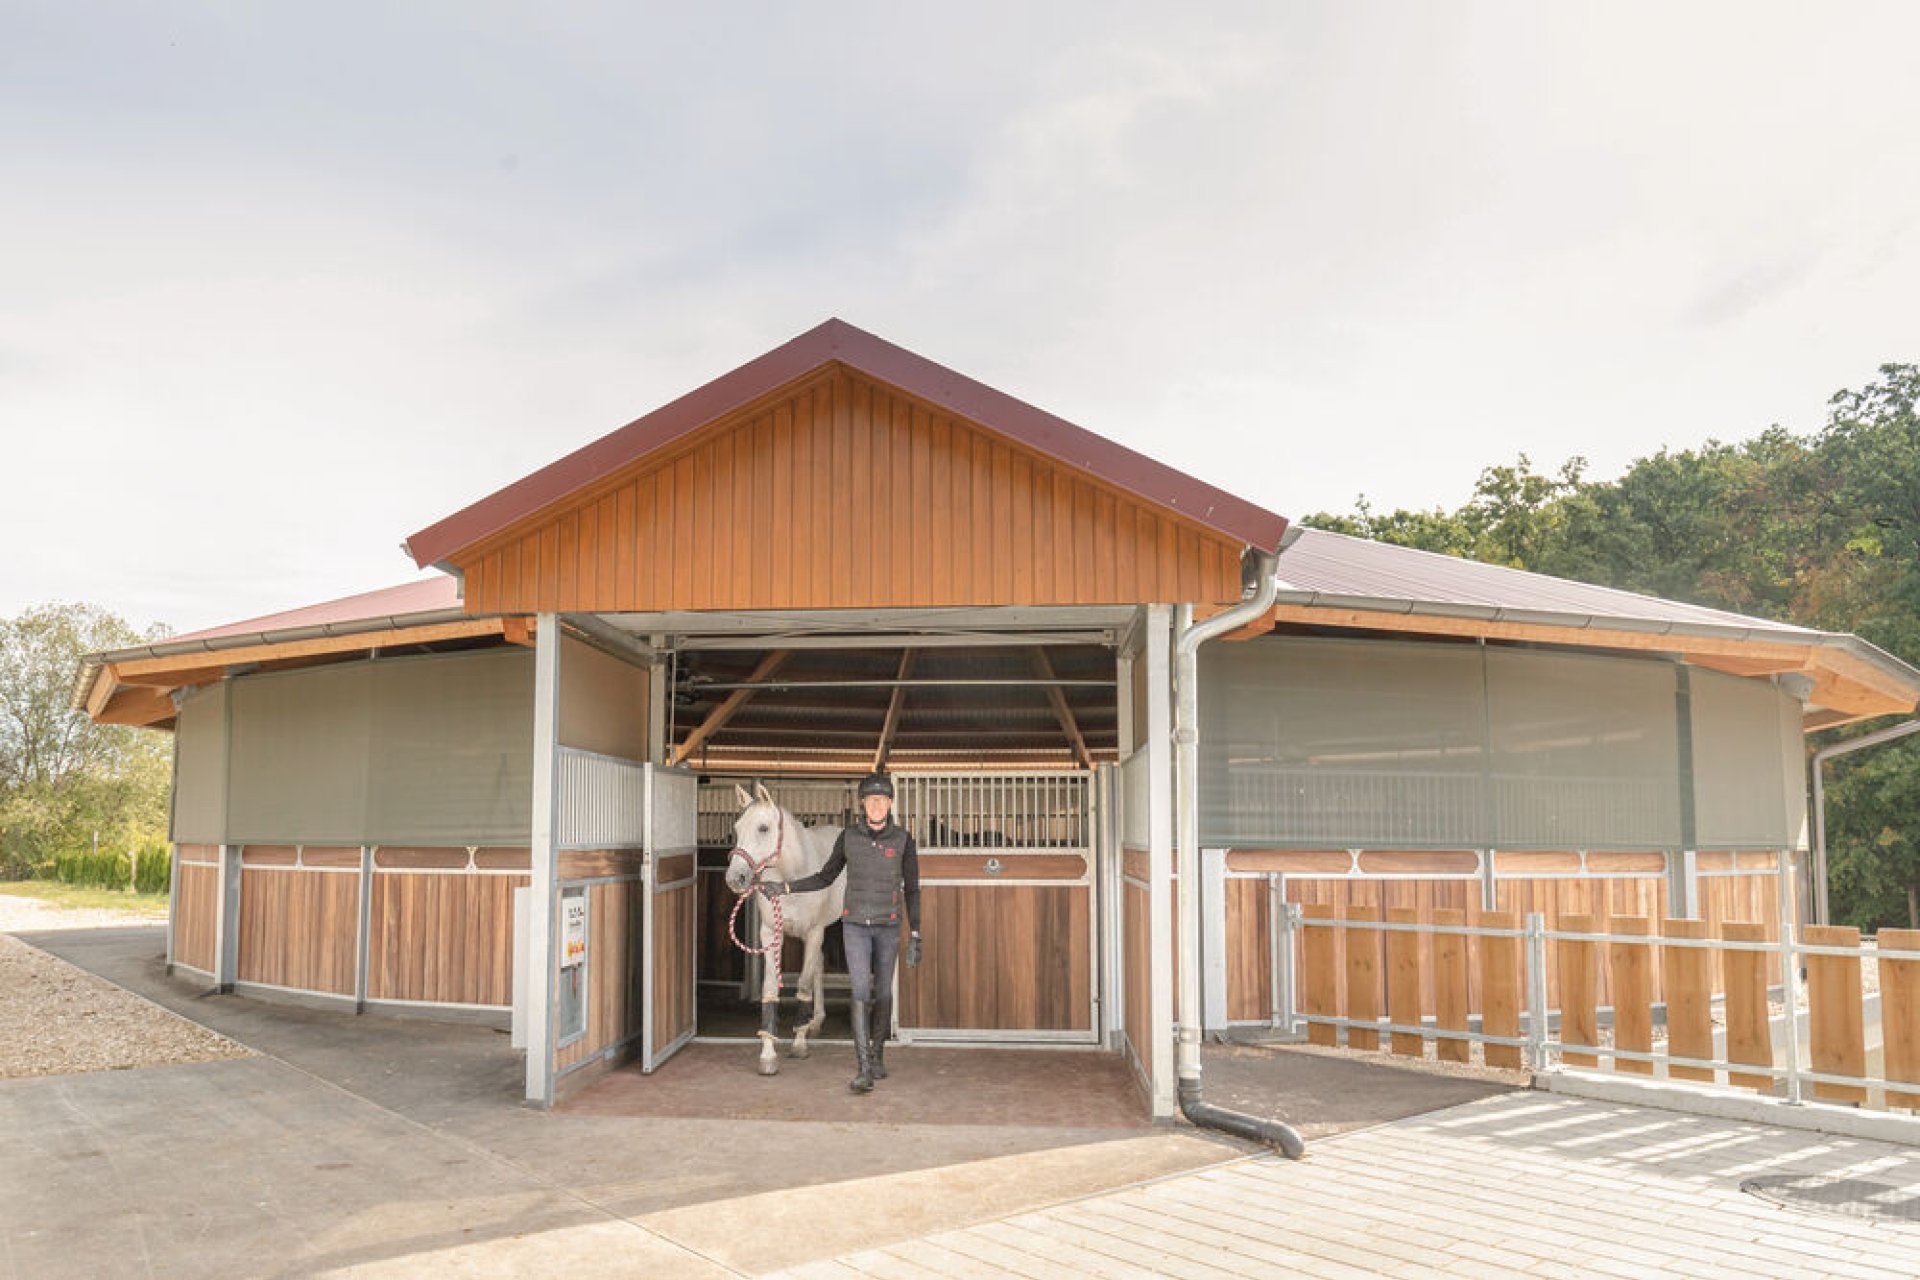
[729,806,788,884]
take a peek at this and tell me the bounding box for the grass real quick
[0,879,169,916]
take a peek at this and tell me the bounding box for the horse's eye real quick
[758,823,770,833]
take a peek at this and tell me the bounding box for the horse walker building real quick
[76,320,1920,1118]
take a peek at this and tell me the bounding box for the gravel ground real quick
[0,892,250,1080]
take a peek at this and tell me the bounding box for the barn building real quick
[76,320,1920,1116]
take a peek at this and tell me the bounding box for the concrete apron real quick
[8,926,1523,1278]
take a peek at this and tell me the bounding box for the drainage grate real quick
[1740,1174,1920,1225]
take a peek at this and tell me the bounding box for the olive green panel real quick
[228,663,374,843]
[366,647,535,843]
[225,647,534,845]
[1690,667,1794,849]
[170,682,229,844]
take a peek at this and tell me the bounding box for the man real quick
[782,771,921,1093]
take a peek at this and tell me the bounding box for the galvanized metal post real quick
[1525,911,1549,1072]
[1278,897,1301,1037]
[1776,847,1803,1105]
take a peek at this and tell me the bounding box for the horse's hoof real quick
[787,1040,811,1060]
[757,1056,779,1077]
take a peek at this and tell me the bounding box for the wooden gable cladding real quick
[456,367,1244,613]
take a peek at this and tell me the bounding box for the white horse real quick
[724,783,847,1076]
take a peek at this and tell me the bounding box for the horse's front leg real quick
[788,925,827,1059]
[755,909,783,1077]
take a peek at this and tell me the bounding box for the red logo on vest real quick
[882,846,896,858]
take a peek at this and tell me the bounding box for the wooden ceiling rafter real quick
[870,650,917,772]
[671,649,792,767]
[1031,649,1094,769]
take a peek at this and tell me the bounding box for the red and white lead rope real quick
[726,816,790,1031]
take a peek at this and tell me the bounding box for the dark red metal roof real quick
[403,318,1289,570]
[169,576,463,645]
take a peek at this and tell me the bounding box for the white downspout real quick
[1173,533,1304,1156]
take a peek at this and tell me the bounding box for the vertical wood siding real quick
[172,847,220,974]
[651,881,696,1051]
[1122,866,1152,1087]
[897,884,1092,1031]
[367,869,527,1006]
[237,867,359,994]
[457,368,1244,612]
[556,878,647,1072]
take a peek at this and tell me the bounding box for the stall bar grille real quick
[894,770,1091,854]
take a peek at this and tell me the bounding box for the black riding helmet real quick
[857,772,894,800]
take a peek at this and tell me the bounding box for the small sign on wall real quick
[562,889,588,969]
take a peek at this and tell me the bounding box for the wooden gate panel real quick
[898,883,1091,1031]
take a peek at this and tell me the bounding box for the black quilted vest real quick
[839,821,909,925]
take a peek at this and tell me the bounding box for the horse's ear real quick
[733,783,753,808]
[753,781,774,805]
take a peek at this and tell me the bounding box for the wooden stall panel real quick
[1223,878,1272,1023]
[237,868,358,995]
[898,884,1092,1031]
[367,872,527,1006]
[652,882,697,1053]
[172,854,220,974]
[1123,877,1151,1083]
[557,879,647,1073]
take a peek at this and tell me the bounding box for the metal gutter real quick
[70,607,484,712]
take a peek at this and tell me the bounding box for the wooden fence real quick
[1293,910,1920,1114]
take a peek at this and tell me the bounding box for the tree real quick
[0,604,172,879]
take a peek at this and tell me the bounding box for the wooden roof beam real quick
[1032,649,1093,769]
[671,649,790,767]
[871,650,916,772]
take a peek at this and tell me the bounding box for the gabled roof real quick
[404,318,1289,571]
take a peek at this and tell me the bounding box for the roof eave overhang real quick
[1263,588,1920,723]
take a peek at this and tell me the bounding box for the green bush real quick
[133,842,171,895]
[53,849,132,890]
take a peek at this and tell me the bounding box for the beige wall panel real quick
[558,634,650,761]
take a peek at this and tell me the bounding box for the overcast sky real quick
[5,2,1917,636]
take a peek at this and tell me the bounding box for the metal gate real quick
[641,765,698,1069]
[894,770,1100,1043]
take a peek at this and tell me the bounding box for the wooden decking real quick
[774,1091,1920,1279]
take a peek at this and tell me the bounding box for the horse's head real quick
[724,782,787,894]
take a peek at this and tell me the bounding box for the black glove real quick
[906,932,922,967]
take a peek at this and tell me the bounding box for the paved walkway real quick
[775,1092,1920,1279]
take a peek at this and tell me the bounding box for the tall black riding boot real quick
[870,997,892,1081]
[849,998,875,1094]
